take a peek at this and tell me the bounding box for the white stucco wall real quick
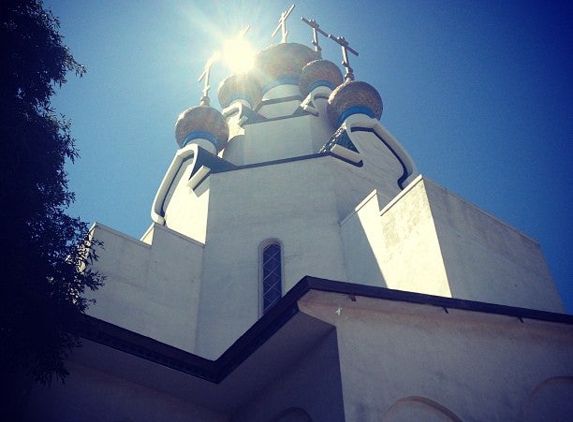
[341,176,564,312]
[299,293,573,422]
[88,72,562,371]
[341,186,450,293]
[330,148,407,222]
[88,223,204,351]
[423,178,564,312]
[162,157,211,244]
[224,114,317,166]
[194,158,349,358]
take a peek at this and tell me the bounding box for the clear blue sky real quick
[45,0,572,312]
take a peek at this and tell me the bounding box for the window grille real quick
[262,242,282,313]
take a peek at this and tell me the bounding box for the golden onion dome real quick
[327,80,383,127]
[299,59,343,97]
[175,105,229,151]
[217,73,262,109]
[253,43,319,92]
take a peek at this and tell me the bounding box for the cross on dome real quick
[272,4,295,43]
[328,34,359,81]
[198,51,221,106]
[301,17,329,55]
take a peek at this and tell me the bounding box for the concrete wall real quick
[88,117,422,360]
[341,180,451,294]
[299,294,573,422]
[424,178,564,312]
[330,145,406,222]
[24,362,227,422]
[224,114,317,166]
[194,158,349,358]
[341,176,564,312]
[88,223,204,352]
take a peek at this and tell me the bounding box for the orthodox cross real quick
[328,34,359,81]
[238,24,250,38]
[272,4,295,43]
[301,17,329,55]
[198,51,221,105]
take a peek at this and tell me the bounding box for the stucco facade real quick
[23,36,572,422]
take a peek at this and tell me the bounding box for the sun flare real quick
[221,35,255,73]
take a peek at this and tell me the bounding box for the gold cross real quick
[237,24,250,39]
[198,51,221,105]
[301,17,329,55]
[272,4,295,43]
[329,34,359,81]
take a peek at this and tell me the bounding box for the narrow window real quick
[262,241,282,314]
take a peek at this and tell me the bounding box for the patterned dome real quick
[217,73,262,109]
[299,59,343,97]
[254,43,319,92]
[327,80,383,127]
[175,106,229,150]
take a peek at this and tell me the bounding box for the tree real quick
[0,0,104,388]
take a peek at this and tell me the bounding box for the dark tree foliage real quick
[0,0,104,386]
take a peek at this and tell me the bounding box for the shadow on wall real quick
[339,189,389,289]
[344,175,563,311]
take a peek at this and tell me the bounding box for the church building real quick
[26,7,573,422]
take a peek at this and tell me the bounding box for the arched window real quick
[261,240,282,314]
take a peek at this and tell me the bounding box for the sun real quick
[221,33,255,73]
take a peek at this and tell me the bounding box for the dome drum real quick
[181,131,219,154]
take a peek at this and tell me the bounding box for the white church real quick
[26,7,573,422]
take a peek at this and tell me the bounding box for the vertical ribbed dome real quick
[253,43,319,92]
[175,106,229,151]
[327,80,383,127]
[217,73,262,109]
[299,59,343,97]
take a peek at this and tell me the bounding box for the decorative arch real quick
[521,376,573,422]
[260,238,283,315]
[381,396,463,422]
[267,407,313,422]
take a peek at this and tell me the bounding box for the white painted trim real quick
[187,165,211,190]
[343,114,419,186]
[330,144,362,164]
[310,85,333,103]
[150,144,199,225]
[90,221,152,248]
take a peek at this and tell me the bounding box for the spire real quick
[271,4,295,43]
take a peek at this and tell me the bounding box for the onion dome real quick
[299,59,343,97]
[327,80,383,128]
[217,73,262,109]
[175,105,229,151]
[254,43,319,93]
